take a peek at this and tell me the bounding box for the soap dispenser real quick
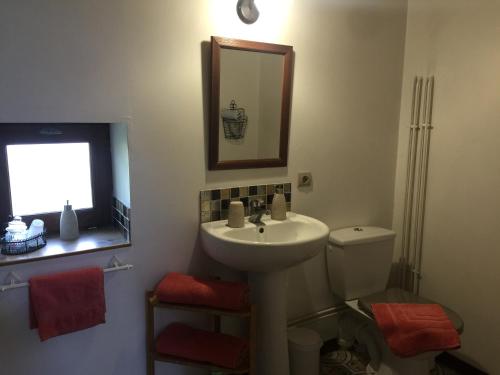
[271,188,287,220]
[60,200,79,241]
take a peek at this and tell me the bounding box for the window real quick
[7,143,93,216]
[0,124,113,233]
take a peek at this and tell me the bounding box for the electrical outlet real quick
[298,172,312,187]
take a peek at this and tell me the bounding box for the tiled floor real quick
[320,343,462,375]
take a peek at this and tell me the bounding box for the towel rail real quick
[0,256,133,292]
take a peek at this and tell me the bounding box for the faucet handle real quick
[250,198,265,209]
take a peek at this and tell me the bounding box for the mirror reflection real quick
[219,49,283,161]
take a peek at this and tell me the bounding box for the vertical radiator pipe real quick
[411,78,430,293]
[399,77,416,288]
[415,76,434,294]
[400,77,423,289]
[400,77,419,288]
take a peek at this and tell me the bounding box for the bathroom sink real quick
[201,212,329,375]
[200,212,329,273]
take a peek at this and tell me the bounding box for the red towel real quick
[29,267,106,341]
[156,323,249,369]
[155,272,249,311]
[372,303,460,357]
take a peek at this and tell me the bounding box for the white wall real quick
[0,0,407,374]
[392,1,500,373]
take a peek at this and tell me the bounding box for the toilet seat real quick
[356,288,464,334]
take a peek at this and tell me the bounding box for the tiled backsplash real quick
[112,197,131,241]
[200,182,292,223]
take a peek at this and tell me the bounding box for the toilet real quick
[326,226,463,375]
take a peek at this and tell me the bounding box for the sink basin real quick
[200,212,329,272]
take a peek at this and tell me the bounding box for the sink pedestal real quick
[248,270,289,375]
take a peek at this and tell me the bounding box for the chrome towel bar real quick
[0,255,133,292]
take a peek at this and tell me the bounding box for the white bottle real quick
[271,188,287,221]
[60,201,79,241]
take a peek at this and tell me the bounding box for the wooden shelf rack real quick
[146,291,256,375]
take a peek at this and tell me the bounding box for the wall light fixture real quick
[237,0,259,24]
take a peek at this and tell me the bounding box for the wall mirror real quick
[209,36,293,170]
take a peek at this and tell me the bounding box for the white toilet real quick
[326,226,463,375]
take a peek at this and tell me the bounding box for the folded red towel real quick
[155,272,249,311]
[372,303,460,357]
[29,267,106,341]
[156,322,249,369]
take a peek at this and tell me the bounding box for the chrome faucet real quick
[248,198,267,226]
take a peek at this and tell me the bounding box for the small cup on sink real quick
[228,201,244,228]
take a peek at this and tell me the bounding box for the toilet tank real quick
[326,226,396,301]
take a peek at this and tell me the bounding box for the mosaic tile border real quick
[112,197,131,241]
[200,182,292,223]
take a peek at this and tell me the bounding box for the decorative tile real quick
[240,196,249,207]
[112,197,131,241]
[210,200,220,211]
[221,188,230,200]
[267,194,274,204]
[200,182,292,223]
[201,211,211,223]
[211,189,220,200]
[221,199,230,210]
[239,186,249,197]
[231,187,240,198]
[200,190,211,201]
[201,201,210,212]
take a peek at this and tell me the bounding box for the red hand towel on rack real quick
[156,323,249,369]
[371,303,460,357]
[29,267,106,341]
[155,272,249,311]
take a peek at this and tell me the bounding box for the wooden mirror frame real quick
[209,36,293,170]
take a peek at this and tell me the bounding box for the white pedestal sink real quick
[201,212,329,375]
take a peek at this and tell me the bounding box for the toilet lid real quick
[357,288,464,334]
